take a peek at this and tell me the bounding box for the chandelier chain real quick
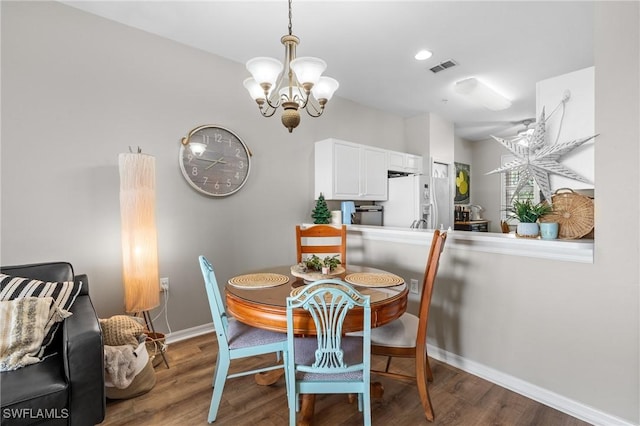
[288,0,293,36]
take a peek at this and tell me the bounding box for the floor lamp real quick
[118,151,169,368]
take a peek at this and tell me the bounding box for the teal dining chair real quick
[286,279,371,426]
[199,256,289,423]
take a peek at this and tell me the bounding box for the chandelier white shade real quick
[243,0,339,133]
[454,77,512,111]
[246,57,283,89]
[312,77,340,102]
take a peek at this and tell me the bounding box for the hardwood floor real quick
[101,333,592,426]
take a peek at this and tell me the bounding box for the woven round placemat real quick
[540,189,594,239]
[228,273,289,289]
[344,272,404,288]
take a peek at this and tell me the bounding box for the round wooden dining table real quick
[226,264,408,334]
[225,264,408,426]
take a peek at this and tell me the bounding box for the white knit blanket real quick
[104,344,137,389]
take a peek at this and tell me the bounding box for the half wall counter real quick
[347,225,594,264]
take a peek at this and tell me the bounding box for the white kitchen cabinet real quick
[387,150,423,174]
[315,139,388,200]
[405,154,423,174]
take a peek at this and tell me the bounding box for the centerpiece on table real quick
[506,199,553,238]
[291,254,345,283]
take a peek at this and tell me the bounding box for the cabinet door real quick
[388,151,405,172]
[405,154,423,174]
[361,147,388,200]
[333,142,362,198]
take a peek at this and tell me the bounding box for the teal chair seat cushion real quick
[293,335,363,381]
[227,318,287,349]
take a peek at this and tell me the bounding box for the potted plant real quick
[302,254,341,274]
[507,199,552,237]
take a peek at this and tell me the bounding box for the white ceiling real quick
[61,1,594,141]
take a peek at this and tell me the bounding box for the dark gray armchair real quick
[0,262,105,425]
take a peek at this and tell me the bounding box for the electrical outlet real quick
[409,279,419,294]
[160,277,169,292]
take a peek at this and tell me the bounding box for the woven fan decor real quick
[290,284,344,302]
[228,273,289,289]
[289,284,383,302]
[344,273,404,288]
[540,188,594,239]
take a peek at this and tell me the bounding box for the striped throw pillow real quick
[0,274,82,357]
[0,297,54,371]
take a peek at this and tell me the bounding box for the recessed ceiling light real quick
[414,49,433,61]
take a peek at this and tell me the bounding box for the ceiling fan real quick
[513,118,536,138]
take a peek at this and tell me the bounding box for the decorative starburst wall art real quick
[485,101,598,203]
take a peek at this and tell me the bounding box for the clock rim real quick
[178,125,251,197]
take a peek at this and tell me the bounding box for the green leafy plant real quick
[507,199,552,223]
[302,255,341,272]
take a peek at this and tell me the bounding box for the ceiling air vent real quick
[430,59,457,74]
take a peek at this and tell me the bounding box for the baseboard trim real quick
[162,324,634,426]
[165,322,214,344]
[427,344,636,426]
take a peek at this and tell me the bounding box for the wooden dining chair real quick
[367,230,447,422]
[286,279,371,426]
[198,256,289,423]
[296,224,347,266]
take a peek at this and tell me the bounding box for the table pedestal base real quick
[254,369,284,386]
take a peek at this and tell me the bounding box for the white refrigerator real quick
[380,161,453,229]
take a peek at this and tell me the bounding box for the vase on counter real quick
[540,222,559,239]
[516,222,539,238]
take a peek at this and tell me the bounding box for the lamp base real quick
[139,311,170,369]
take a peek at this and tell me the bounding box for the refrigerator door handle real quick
[431,195,438,229]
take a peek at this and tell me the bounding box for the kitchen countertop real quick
[346,224,594,263]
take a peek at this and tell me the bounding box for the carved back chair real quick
[286,279,371,426]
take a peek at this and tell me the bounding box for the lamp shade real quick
[246,57,283,88]
[119,153,160,313]
[290,56,326,86]
[311,76,339,101]
[243,77,266,101]
[454,77,512,111]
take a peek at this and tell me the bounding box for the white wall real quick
[404,113,430,172]
[0,1,405,330]
[537,66,595,190]
[429,113,455,164]
[468,139,505,232]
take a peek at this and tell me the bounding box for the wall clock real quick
[179,125,252,197]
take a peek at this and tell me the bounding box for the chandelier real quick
[243,0,339,133]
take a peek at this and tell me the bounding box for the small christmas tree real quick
[311,193,331,224]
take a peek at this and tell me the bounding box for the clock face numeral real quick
[179,125,251,197]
